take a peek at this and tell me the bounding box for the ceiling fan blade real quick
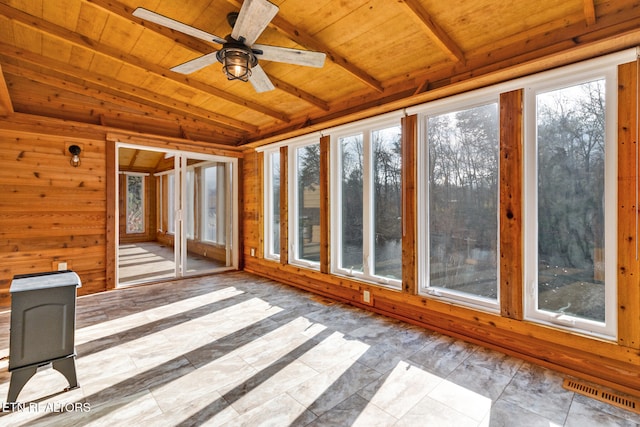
[231,0,279,46]
[249,64,275,93]
[253,44,326,68]
[133,7,226,45]
[170,52,219,74]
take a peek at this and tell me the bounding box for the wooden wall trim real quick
[617,60,640,349]
[106,132,243,158]
[279,146,289,265]
[105,139,117,290]
[238,157,246,270]
[499,90,524,319]
[257,152,265,260]
[0,113,107,141]
[320,135,331,273]
[401,114,418,294]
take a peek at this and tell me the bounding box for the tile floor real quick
[118,242,228,285]
[0,271,638,426]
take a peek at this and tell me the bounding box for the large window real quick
[422,102,499,308]
[264,150,281,260]
[186,169,195,239]
[261,51,630,340]
[290,141,321,267]
[184,162,227,244]
[333,124,402,286]
[125,173,145,234]
[167,173,175,234]
[338,133,364,274]
[202,163,226,244]
[524,73,617,338]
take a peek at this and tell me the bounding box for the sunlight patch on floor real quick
[74,286,245,344]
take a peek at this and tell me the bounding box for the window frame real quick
[156,174,164,233]
[185,167,195,239]
[330,119,403,288]
[523,66,618,339]
[289,138,322,270]
[167,172,175,234]
[199,162,226,245]
[416,94,501,312]
[263,149,281,261]
[124,172,147,235]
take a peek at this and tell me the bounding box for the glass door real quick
[117,146,179,285]
[117,144,237,286]
[179,154,237,277]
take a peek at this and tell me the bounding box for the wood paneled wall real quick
[0,114,243,302]
[242,150,261,262]
[242,63,640,396]
[617,61,640,350]
[499,89,524,319]
[0,122,107,302]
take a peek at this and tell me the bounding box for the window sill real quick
[333,269,402,290]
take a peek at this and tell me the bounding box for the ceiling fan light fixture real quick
[217,42,257,82]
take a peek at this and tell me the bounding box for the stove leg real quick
[52,357,78,390]
[7,366,37,403]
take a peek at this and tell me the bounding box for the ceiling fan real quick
[132,0,326,93]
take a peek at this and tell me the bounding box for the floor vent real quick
[563,378,640,414]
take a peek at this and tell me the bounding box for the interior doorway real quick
[116,144,238,286]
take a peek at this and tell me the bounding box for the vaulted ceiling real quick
[1,0,640,148]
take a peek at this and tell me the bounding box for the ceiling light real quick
[216,39,257,82]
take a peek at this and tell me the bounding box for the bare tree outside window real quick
[340,134,364,272]
[297,144,321,262]
[337,125,402,283]
[270,152,280,256]
[427,103,499,300]
[536,80,606,322]
[373,127,402,280]
[126,174,144,234]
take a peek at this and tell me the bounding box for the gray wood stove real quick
[7,270,81,402]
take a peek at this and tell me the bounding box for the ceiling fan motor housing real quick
[216,37,258,81]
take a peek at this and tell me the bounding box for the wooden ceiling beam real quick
[398,0,465,63]
[0,3,290,123]
[267,14,384,93]
[0,44,257,135]
[269,76,330,111]
[128,149,140,168]
[154,152,167,170]
[85,0,220,53]
[584,0,597,25]
[0,64,14,117]
[464,5,640,74]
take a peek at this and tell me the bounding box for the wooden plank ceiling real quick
[1,0,640,148]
